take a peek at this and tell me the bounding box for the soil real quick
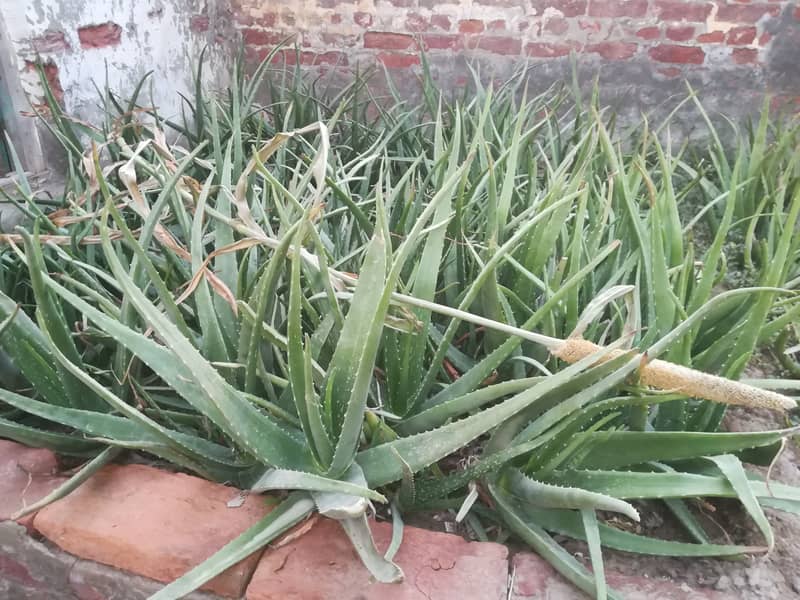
[593,406,800,599]
[403,404,800,598]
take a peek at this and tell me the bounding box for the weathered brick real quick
[658,66,683,78]
[242,28,284,46]
[531,0,587,17]
[430,15,452,30]
[726,26,757,46]
[190,15,210,33]
[654,1,713,22]
[77,22,122,49]
[649,43,705,64]
[245,519,508,600]
[319,32,359,47]
[588,0,648,18]
[732,47,759,64]
[33,464,270,598]
[458,19,485,34]
[544,17,570,35]
[406,13,428,32]
[422,33,461,50]
[526,42,581,57]
[28,30,70,53]
[24,60,65,103]
[0,440,65,531]
[364,31,417,50]
[488,19,507,31]
[354,12,373,28]
[376,52,420,68]
[636,26,661,40]
[665,24,695,42]
[697,30,725,43]
[466,36,522,55]
[586,41,638,60]
[715,2,781,23]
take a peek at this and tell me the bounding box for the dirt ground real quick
[593,406,800,599]
[405,405,800,599]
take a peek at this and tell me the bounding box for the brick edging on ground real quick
[0,439,727,599]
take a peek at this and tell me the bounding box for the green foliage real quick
[2,55,799,599]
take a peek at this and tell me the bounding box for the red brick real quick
[249,13,276,28]
[636,26,661,40]
[649,43,705,64]
[0,440,65,532]
[531,0,587,17]
[726,25,757,45]
[376,52,420,68]
[580,19,604,33]
[526,42,581,57]
[190,15,210,32]
[354,12,373,28]
[242,28,284,46]
[330,13,342,24]
[588,0,648,18]
[77,22,122,49]
[697,30,725,43]
[422,34,461,50]
[24,60,64,103]
[587,41,638,59]
[665,24,695,41]
[246,518,508,600]
[655,1,713,21]
[658,66,683,77]
[466,36,522,55]
[458,19,485,34]
[29,30,70,53]
[319,32,359,47]
[488,19,507,31]
[759,31,772,46]
[795,6,800,21]
[406,13,428,32]
[431,15,452,30]
[715,2,781,23]
[364,31,416,50]
[545,17,570,34]
[732,47,759,64]
[33,464,270,598]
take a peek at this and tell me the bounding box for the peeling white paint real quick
[0,0,232,126]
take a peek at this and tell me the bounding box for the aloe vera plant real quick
[1,54,800,600]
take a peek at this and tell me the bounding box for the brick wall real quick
[228,0,800,119]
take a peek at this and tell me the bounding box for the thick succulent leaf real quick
[505,468,639,522]
[45,272,313,472]
[252,466,386,503]
[490,481,623,600]
[338,514,404,583]
[326,233,388,477]
[358,349,606,487]
[0,291,67,406]
[0,416,98,456]
[581,509,607,600]
[707,454,773,550]
[576,429,799,470]
[526,507,763,556]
